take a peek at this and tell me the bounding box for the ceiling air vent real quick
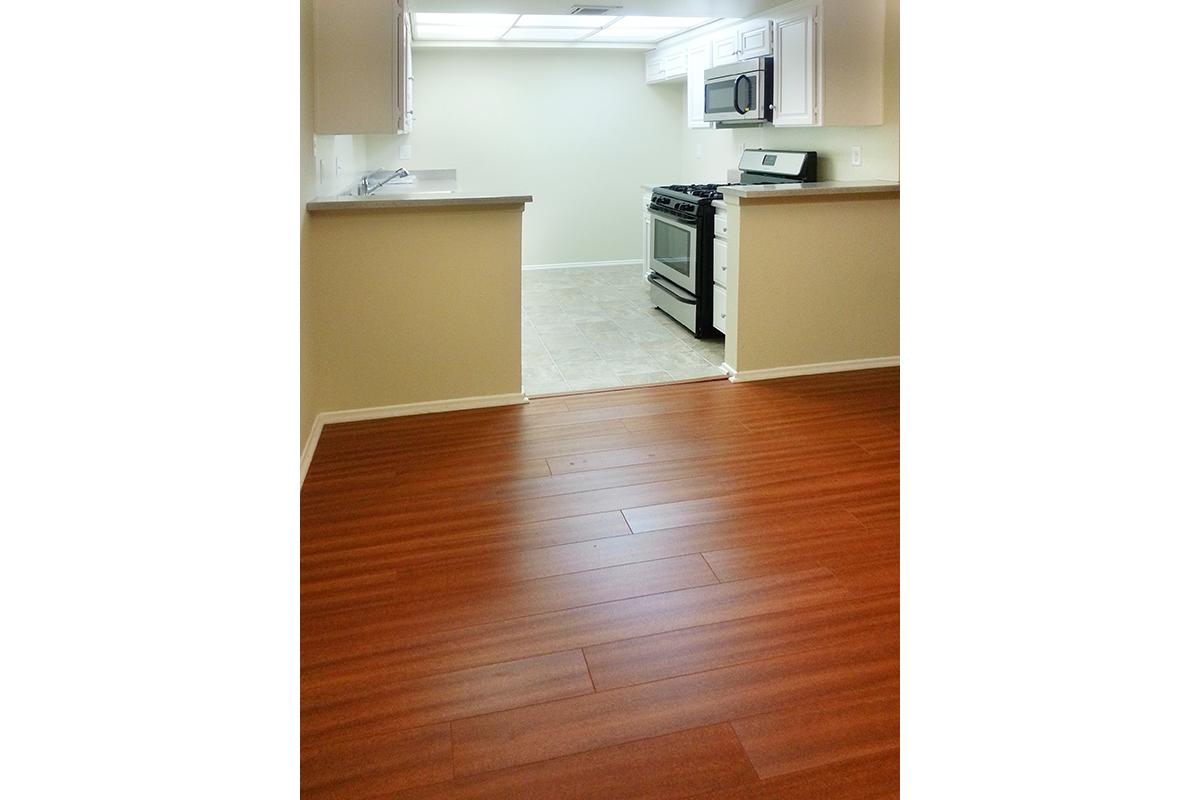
[569,5,622,14]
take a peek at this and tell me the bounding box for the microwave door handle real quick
[733,75,749,115]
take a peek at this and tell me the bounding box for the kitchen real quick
[299,4,899,792]
[302,0,898,441]
[12,0,1189,794]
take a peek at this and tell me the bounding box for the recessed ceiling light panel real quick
[514,14,608,28]
[414,24,511,40]
[411,13,716,44]
[412,13,518,27]
[503,27,592,41]
[586,26,675,42]
[609,16,710,29]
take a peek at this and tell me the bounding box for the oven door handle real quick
[733,74,750,115]
[648,209,696,230]
[648,273,698,304]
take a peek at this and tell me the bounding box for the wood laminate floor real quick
[301,368,899,799]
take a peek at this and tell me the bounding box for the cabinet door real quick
[738,19,773,58]
[773,4,818,126]
[713,238,729,288]
[711,31,740,65]
[663,46,688,78]
[645,53,666,83]
[712,285,728,334]
[395,1,412,133]
[687,41,713,129]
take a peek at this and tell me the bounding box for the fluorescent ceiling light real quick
[415,24,510,40]
[514,14,608,28]
[411,14,716,44]
[503,27,592,41]
[586,27,678,42]
[412,12,518,27]
[608,16,711,29]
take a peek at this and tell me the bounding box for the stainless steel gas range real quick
[646,184,720,337]
[646,149,818,337]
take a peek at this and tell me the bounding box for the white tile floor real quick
[522,264,726,395]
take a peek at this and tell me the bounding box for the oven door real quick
[704,70,765,122]
[648,211,698,295]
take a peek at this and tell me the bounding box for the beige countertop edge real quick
[306,194,534,212]
[723,182,900,202]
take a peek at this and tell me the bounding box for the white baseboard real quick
[300,391,528,485]
[522,259,641,271]
[725,356,899,383]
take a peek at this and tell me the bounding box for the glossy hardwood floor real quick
[301,368,899,799]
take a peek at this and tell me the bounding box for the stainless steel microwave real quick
[703,57,773,124]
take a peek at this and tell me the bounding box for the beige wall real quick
[364,48,686,266]
[301,0,315,448]
[726,193,899,373]
[305,205,525,423]
[303,1,374,448]
[682,0,899,183]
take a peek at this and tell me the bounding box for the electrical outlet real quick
[398,144,413,159]
[695,144,703,159]
[319,159,326,185]
[335,157,343,175]
[851,146,862,167]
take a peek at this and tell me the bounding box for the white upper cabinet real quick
[401,7,413,132]
[773,0,885,127]
[647,44,687,83]
[645,53,666,82]
[686,40,713,129]
[663,47,688,77]
[644,0,883,127]
[711,30,740,65]
[711,19,772,65]
[315,0,411,134]
[737,18,774,59]
[773,4,817,126]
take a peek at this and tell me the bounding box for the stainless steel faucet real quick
[353,168,410,197]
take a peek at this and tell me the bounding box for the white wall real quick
[365,47,685,267]
[312,134,370,197]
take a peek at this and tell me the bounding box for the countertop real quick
[307,169,532,212]
[307,192,533,212]
[721,180,900,201]
[639,180,899,210]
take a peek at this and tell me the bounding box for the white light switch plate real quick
[851,146,862,167]
[398,144,413,159]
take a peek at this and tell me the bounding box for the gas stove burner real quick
[661,183,725,201]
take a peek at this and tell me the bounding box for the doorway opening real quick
[521,264,726,396]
